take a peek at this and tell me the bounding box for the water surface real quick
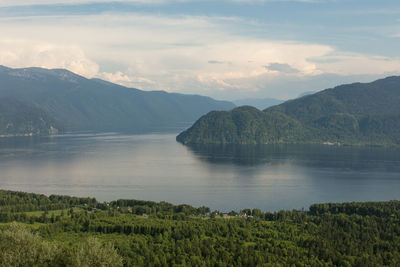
[0,133,399,211]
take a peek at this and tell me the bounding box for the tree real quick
[0,223,60,267]
[251,208,262,217]
[70,237,123,267]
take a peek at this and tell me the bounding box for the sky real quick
[0,0,400,100]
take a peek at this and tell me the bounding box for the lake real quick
[0,133,400,212]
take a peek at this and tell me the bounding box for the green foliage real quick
[70,237,123,267]
[0,223,60,266]
[177,76,400,145]
[0,223,122,267]
[1,189,400,266]
[177,106,308,144]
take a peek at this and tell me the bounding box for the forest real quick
[0,98,63,137]
[177,76,400,146]
[0,189,399,266]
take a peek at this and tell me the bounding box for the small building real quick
[238,212,247,218]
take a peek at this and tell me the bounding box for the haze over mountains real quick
[3,65,399,146]
[177,76,400,146]
[233,98,283,110]
[0,66,234,135]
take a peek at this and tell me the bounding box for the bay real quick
[0,133,399,212]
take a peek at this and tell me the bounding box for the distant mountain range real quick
[177,76,400,146]
[233,98,283,110]
[0,66,234,136]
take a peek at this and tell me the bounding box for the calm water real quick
[0,133,400,212]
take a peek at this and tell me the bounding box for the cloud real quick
[0,13,330,83]
[311,53,400,76]
[264,62,300,73]
[0,0,169,7]
[0,39,99,77]
[339,8,400,15]
[0,12,399,99]
[208,60,228,64]
[0,0,330,7]
[390,32,400,38]
[230,0,326,2]
[99,71,156,88]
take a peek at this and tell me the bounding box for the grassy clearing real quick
[23,209,69,217]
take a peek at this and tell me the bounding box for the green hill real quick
[0,66,234,133]
[177,76,400,145]
[0,99,63,137]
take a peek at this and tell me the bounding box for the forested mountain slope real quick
[0,66,234,133]
[177,76,400,145]
[0,99,63,136]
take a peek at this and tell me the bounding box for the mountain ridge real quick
[233,97,283,110]
[0,66,235,133]
[177,76,400,146]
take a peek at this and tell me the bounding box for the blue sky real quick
[0,0,399,100]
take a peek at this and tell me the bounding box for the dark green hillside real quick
[177,106,308,144]
[1,189,400,266]
[0,99,63,136]
[0,66,234,132]
[268,76,400,122]
[177,76,400,145]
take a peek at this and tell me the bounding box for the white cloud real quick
[265,63,300,73]
[99,71,156,88]
[0,0,328,7]
[0,0,168,7]
[230,0,325,3]
[312,53,400,76]
[0,39,99,77]
[0,12,399,98]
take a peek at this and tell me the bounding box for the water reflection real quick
[185,143,400,172]
[0,133,399,212]
[184,144,281,166]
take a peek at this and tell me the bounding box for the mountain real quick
[233,98,283,110]
[0,98,63,137]
[297,91,316,98]
[177,76,400,146]
[0,66,235,133]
